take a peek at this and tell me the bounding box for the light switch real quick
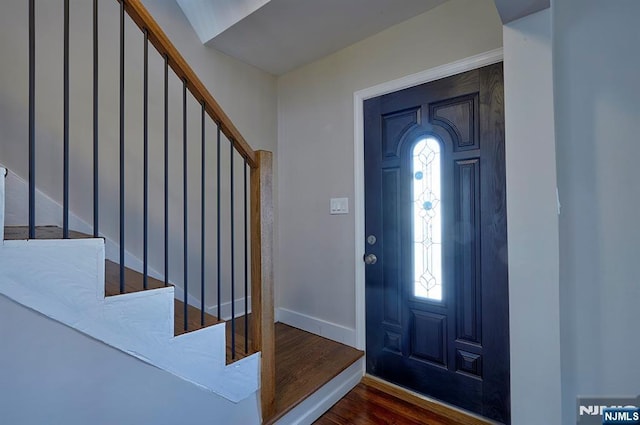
[330,197,349,215]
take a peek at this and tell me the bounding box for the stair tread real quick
[4,225,93,240]
[4,225,255,363]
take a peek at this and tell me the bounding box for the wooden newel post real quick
[250,150,276,422]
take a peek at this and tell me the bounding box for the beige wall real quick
[276,0,503,333]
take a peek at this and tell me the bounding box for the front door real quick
[364,63,509,423]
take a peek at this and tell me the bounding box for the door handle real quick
[364,253,377,265]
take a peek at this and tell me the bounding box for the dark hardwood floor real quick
[314,380,488,425]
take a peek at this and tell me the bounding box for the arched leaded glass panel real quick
[412,137,442,301]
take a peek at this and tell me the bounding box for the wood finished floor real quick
[3,226,254,364]
[269,323,365,424]
[314,381,474,425]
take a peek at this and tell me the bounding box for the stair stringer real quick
[0,238,260,403]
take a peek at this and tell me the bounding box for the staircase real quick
[0,0,275,421]
[0,1,366,423]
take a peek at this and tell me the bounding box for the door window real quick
[411,137,442,301]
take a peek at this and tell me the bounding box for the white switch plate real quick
[330,197,349,215]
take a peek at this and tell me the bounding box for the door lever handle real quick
[364,253,377,265]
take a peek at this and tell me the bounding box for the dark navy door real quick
[364,63,510,423]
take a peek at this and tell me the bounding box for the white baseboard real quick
[274,358,364,425]
[276,307,356,347]
[206,297,252,321]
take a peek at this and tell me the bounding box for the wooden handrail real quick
[123,0,257,168]
[251,151,276,421]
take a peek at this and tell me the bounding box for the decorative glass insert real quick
[412,137,442,301]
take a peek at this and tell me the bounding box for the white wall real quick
[0,0,277,310]
[0,294,260,425]
[552,1,640,423]
[503,9,561,425]
[276,0,503,343]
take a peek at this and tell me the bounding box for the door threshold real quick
[362,375,499,425]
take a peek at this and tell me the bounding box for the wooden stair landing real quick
[3,226,253,363]
[269,323,364,424]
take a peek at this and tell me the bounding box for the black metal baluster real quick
[164,55,169,287]
[244,159,248,354]
[119,0,125,294]
[63,0,69,239]
[143,29,149,290]
[200,102,206,326]
[28,0,35,239]
[216,124,221,321]
[93,0,99,238]
[183,79,188,332]
[230,140,236,360]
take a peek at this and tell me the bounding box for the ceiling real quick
[177,0,448,75]
[176,0,550,76]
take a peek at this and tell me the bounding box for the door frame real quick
[353,48,504,353]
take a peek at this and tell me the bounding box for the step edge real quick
[268,358,364,425]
